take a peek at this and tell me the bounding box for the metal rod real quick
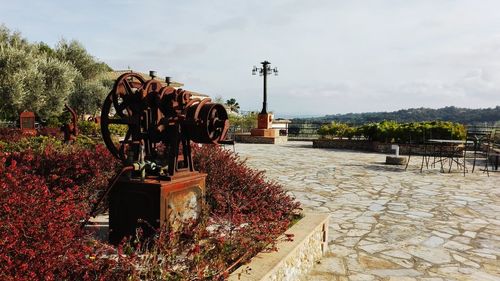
[80,166,134,229]
[261,61,270,114]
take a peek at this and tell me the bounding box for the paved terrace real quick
[233,141,500,281]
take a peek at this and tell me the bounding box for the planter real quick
[86,213,329,281]
[228,213,329,281]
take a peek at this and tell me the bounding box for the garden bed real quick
[0,129,301,280]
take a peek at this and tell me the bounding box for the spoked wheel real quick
[101,73,146,161]
[112,72,146,118]
[101,92,139,161]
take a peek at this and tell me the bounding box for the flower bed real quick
[0,130,300,280]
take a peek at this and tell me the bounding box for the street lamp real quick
[252,60,278,114]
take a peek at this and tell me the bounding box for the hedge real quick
[318,120,466,143]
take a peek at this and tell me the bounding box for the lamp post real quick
[252,61,278,114]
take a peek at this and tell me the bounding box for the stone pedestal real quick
[235,133,288,144]
[240,113,287,144]
[250,128,279,137]
[109,172,205,244]
[257,113,273,129]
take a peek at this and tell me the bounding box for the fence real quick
[287,121,327,140]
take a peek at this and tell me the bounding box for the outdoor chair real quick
[439,141,466,173]
[463,126,493,175]
[404,131,428,171]
[419,132,438,172]
[483,129,500,177]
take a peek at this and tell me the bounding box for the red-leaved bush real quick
[194,143,301,241]
[7,144,119,200]
[192,144,301,270]
[0,130,300,280]
[0,128,27,144]
[0,155,132,281]
[122,145,301,280]
[0,138,132,280]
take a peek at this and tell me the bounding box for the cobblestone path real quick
[234,141,500,281]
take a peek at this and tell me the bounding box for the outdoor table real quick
[426,139,470,173]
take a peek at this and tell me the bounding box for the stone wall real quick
[313,139,433,155]
[235,134,288,144]
[228,213,329,281]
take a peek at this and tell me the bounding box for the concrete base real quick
[229,213,329,281]
[236,133,288,144]
[109,173,206,244]
[385,155,408,165]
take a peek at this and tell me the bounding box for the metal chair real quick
[463,126,494,175]
[404,130,428,171]
[483,129,500,177]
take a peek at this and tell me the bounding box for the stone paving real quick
[233,141,500,281]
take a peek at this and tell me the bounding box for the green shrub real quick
[228,112,258,133]
[1,135,63,152]
[77,120,100,136]
[46,116,62,128]
[108,124,128,137]
[318,122,356,139]
[74,134,99,149]
[318,121,465,143]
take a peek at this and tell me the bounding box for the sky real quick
[2,0,500,117]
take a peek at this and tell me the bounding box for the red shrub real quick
[0,140,131,280]
[192,144,301,267]
[6,144,120,206]
[37,127,62,138]
[0,153,133,281]
[0,131,300,280]
[0,128,26,143]
[119,145,301,280]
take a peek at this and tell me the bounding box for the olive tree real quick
[0,42,77,119]
[56,39,112,117]
[0,26,112,120]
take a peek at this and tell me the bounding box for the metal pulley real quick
[185,102,229,143]
[100,71,229,178]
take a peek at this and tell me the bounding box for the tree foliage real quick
[225,98,240,114]
[298,106,500,125]
[228,111,257,132]
[55,40,111,81]
[0,25,112,120]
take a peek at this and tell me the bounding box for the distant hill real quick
[292,106,500,125]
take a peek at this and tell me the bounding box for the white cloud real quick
[2,0,500,115]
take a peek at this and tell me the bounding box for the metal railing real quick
[287,122,328,140]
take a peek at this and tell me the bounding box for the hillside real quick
[293,106,500,125]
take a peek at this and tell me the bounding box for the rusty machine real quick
[61,104,78,143]
[94,71,229,244]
